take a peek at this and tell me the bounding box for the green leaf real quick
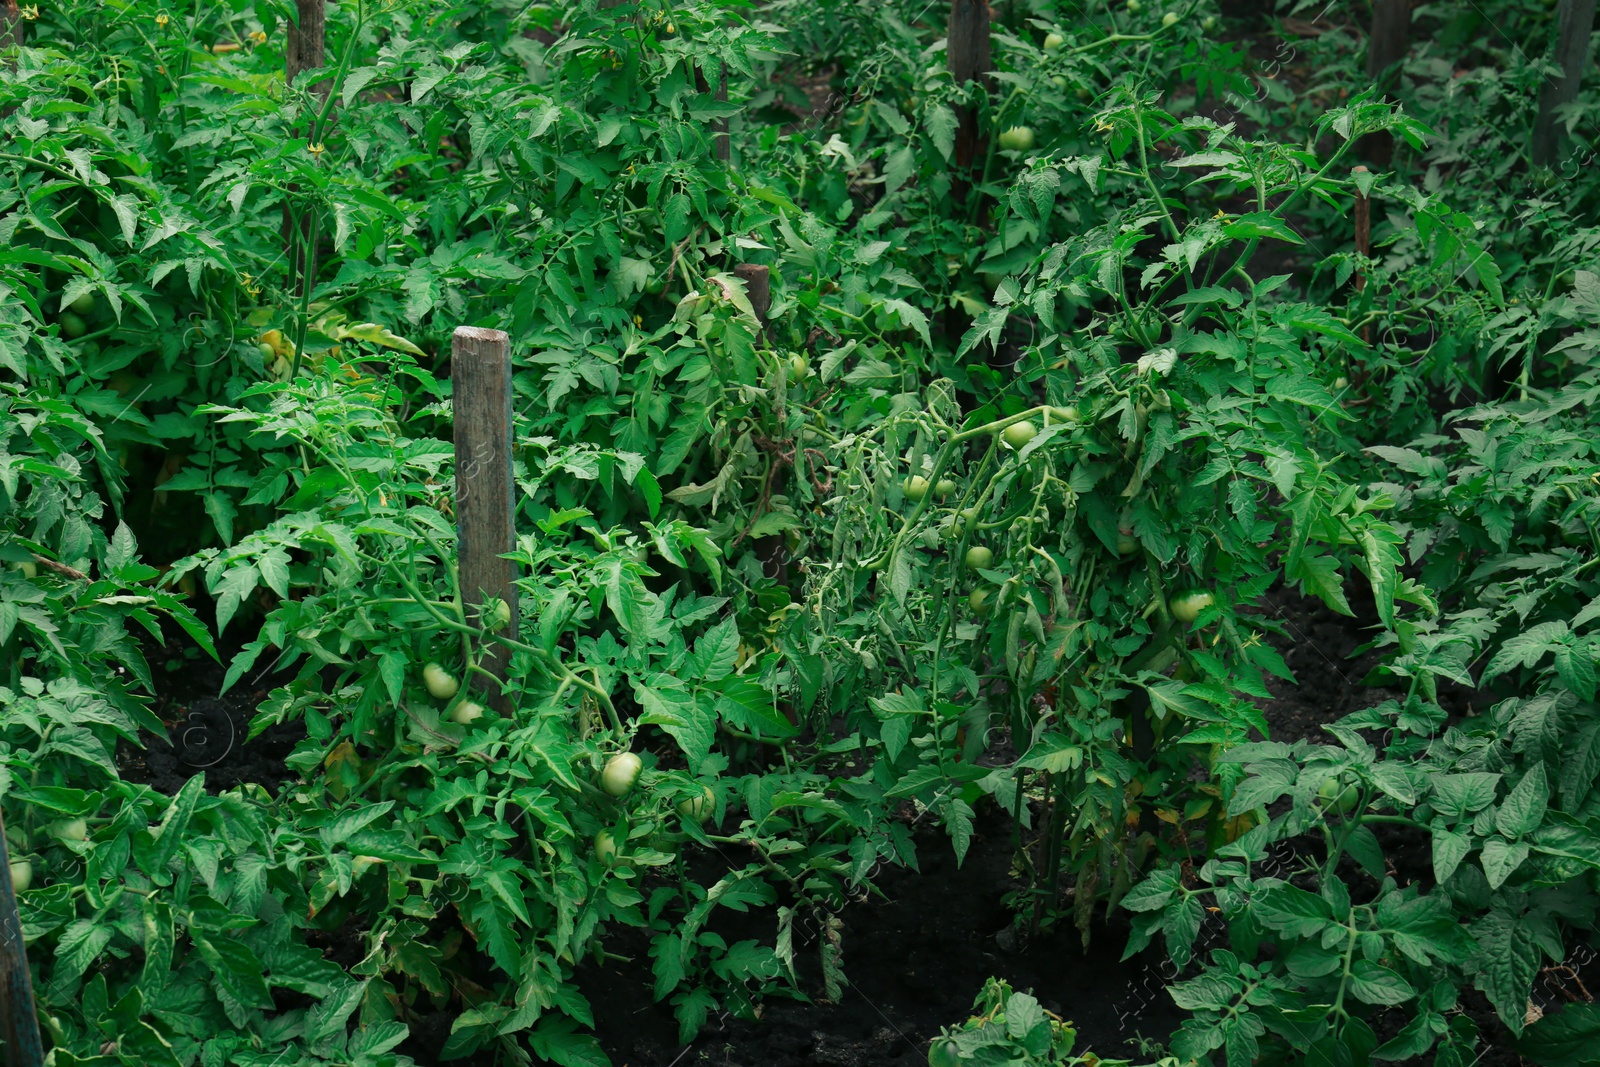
[1349,961,1416,1006]
[1481,838,1530,889]
[1497,764,1550,839]
[1521,1003,1600,1067]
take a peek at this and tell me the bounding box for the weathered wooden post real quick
[1,0,22,53]
[1353,165,1372,346]
[452,327,518,713]
[284,0,326,298]
[1533,0,1598,166]
[0,810,44,1067]
[714,68,730,163]
[946,0,992,199]
[1366,0,1411,86]
[285,0,326,85]
[732,264,770,335]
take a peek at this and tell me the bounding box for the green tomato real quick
[1116,529,1139,555]
[8,859,31,893]
[1075,86,1093,102]
[450,700,486,725]
[68,291,96,315]
[1202,14,1217,30]
[969,587,994,616]
[934,478,957,499]
[423,663,460,700]
[11,560,37,579]
[594,829,621,865]
[929,1038,962,1067]
[1317,776,1360,815]
[47,818,88,843]
[257,341,277,363]
[1334,376,1349,389]
[904,475,930,502]
[965,545,995,570]
[1162,11,1180,26]
[1170,590,1215,624]
[601,751,643,797]
[789,353,810,381]
[60,312,87,338]
[1043,31,1065,50]
[1002,420,1037,449]
[1125,0,1141,11]
[676,784,716,822]
[1047,405,1079,424]
[997,126,1036,152]
[484,598,512,631]
[1051,75,1068,90]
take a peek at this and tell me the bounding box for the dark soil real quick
[118,627,304,795]
[583,816,1185,1067]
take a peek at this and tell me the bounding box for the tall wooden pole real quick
[0,810,44,1067]
[1533,0,1599,166]
[285,0,326,85]
[946,0,991,200]
[0,0,22,53]
[1366,0,1411,86]
[284,0,326,298]
[1353,166,1372,347]
[452,327,518,714]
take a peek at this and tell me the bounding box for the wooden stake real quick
[452,327,518,713]
[285,0,326,86]
[946,0,991,197]
[1353,166,1372,346]
[714,68,730,163]
[1366,0,1411,86]
[1,0,22,53]
[732,263,770,334]
[0,809,44,1067]
[284,0,327,298]
[1533,0,1599,166]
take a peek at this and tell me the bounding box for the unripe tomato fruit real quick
[1170,590,1215,624]
[929,1038,962,1067]
[1002,420,1037,449]
[485,599,512,631]
[595,829,621,865]
[1202,14,1217,29]
[790,353,810,381]
[1043,31,1065,50]
[11,561,37,579]
[1317,776,1360,814]
[68,292,95,315]
[935,478,957,499]
[965,545,995,570]
[450,701,485,725]
[8,859,31,892]
[1125,0,1141,11]
[1048,405,1079,423]
[677,784,716,821]
[1116,529,1139,555]
[48,818,88,843]
[1334,376,1349,389]
[904,476,930,502]
[1051,75,1068,90]
[601,751,643,797]
[1162,11,1180,26]
[60,312,87,338]
[423,663,460,700]
[969,587,993,615]
[997,126,1035,152]
[257,342,277,363]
